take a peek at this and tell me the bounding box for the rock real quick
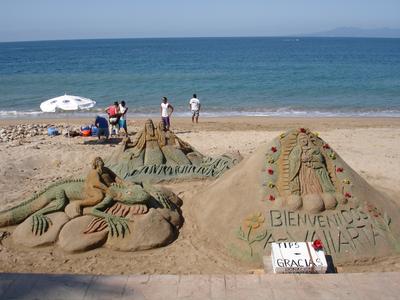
[12,212,70,248]
[156,208,183,228]
[321,193,337,210]
[106,208,176,251]
[302,194,325,213]
[58,215,108,253]
[65,202,82,219]
[287,194,302,210]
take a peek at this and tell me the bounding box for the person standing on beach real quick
[189,94,201,123]
[118,101,128,137]
[106,101,120,136]
[160,96,174,130]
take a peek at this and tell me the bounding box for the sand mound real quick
[193,128,400,266]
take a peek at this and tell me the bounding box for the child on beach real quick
[160,97,174,130]
[118,101,128,136]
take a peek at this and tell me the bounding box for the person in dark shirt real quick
[95,115,109,140]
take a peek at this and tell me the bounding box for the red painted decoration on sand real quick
[312,239,323,251]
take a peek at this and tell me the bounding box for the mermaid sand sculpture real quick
[0,157,182,252]
[105,119,242,182]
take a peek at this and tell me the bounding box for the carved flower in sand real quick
[243,212,265,229]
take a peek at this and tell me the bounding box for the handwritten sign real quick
[270,242,327,274]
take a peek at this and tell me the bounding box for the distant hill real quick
[303,27,400,38]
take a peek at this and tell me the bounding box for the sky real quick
[0,0,400,42]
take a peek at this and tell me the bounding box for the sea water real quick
[0,37,399,118]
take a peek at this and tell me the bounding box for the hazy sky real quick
[1,0,399,42]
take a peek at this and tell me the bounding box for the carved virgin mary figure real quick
[288,132,337,212]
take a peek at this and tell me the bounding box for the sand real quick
[0,117,399,274]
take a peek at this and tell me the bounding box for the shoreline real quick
[1,116,400,131]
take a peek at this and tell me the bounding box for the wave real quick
[1,107,400,119]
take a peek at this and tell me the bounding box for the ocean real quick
[0,37,399,118]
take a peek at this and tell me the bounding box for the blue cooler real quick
[47,127,59,136]
[91,126,99,136]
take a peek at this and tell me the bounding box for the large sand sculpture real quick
[105,119,242,182]
[0,157,183,253]
[193,128,400,265]
[0,122,240,254]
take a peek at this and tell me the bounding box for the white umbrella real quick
[40,94,96,112]
[40,94,96,140]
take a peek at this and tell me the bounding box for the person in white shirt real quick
[189,94,201,123]
[160,96,174,130]
[118,101,128,137]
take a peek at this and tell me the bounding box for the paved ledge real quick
[0,272,399,300]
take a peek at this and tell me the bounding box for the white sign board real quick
[270,242,327,274]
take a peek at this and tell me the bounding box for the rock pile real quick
[0,124,74,143]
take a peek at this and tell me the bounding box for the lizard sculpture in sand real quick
[0,157,176,237]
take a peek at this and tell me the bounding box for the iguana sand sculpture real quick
[105,119,242,182]
[193,128,400,265]
[0,157,182,252]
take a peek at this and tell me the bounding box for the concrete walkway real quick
[0,272,399,300]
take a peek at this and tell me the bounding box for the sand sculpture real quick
[105,119,242,182]
[0,157,182,252]
[193,128,400,265]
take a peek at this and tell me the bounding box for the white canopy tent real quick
[40,94,96,112]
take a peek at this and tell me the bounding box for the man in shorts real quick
[189,94,201,123]
[118,101,128,136]
[160,96,174,130]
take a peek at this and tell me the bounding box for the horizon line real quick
[1,34,400,44]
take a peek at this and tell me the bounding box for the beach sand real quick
[0,117,399,274]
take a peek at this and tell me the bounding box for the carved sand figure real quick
[157,120,195,166]
[287,132,337,213]
[0,157,183,252]
[105,119,242,182]
[143,118,165,165]
[192,128,400,266]
[68,156,124,218]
